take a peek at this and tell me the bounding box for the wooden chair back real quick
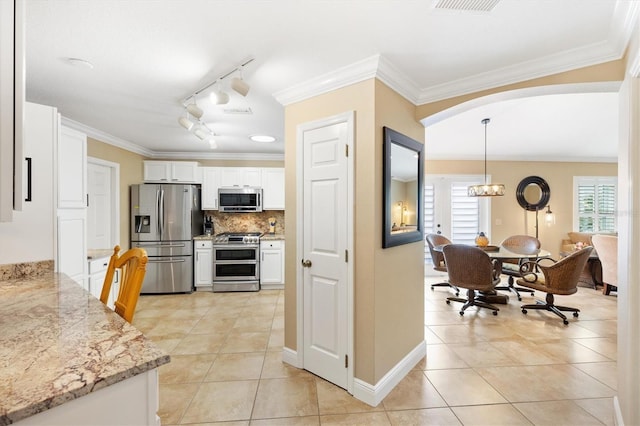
[538,247,593,295]
[501,235,541,255]
[100,245,148,323]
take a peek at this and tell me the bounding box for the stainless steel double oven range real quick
[212,232,262,292]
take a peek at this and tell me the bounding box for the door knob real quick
[301,259,312,268]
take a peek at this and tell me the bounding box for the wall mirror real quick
[516,175,550,211]
[383,127,424,248]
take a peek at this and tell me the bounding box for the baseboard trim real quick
[613,396,624,426]
[352,340,426,407]
[282,347,302,368]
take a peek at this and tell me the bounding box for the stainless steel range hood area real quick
[218,186,263,213]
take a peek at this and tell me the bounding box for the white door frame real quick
[295,111,354,394]
[87,157,120,247]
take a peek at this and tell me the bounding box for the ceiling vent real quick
[223,107,253,115]
[433,0,500,12]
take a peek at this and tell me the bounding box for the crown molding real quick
[61,116,285,161]
[426,153,618,163]
[149,151,284,161]
[60,116,153,157]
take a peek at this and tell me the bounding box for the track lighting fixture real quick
[185,102,203,119]
[178,115,194,131]
[230,75,250,96]
[178,57,254,142]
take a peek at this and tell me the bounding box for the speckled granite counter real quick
[193,234,214,241]
[0,272,170,425]
[87,248,114,260]
[259,233,285,241]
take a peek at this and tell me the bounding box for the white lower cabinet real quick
[87,256,119,308]
[194,240,213,290]
[260,240,284,289]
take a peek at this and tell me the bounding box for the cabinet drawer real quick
[88,257,110,274]
[260,240,282,249]
[195,240,213,249]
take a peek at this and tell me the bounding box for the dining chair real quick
[425,233,458,295]
[591,234,618,295]
[100,245,148,323]
[494,235,540,301]
[442,244,501,316]
[516,246,593,325]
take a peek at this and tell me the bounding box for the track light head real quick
[186,103,203,119]
[178,116,194,131]
[230,76,250,96]
[208,138,218,149]
[210,90,230,105]
[193,126,210,140]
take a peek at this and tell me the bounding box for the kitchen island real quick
[0,272,169,425]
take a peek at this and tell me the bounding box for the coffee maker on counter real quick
[204,216,214,235]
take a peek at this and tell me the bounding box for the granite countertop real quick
[260,233,285,241]
[0,273,170,425]
[87,248,114,260]
[193,234,214,240]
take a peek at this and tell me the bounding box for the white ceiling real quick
[24,0,636,161]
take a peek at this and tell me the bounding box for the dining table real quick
[433,244,552,304]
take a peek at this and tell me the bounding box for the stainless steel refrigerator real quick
[130,184,203,294]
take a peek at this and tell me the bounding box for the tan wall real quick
[87,138,145,249]
[426,160,617,258]
[372,80,425,382]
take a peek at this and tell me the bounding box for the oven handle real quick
[148,258,186,264]
[214,260,258,264]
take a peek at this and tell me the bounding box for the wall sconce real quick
[544,205,556,226]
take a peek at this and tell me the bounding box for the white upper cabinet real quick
[219,167,262,187]
[59,127,87,209]
[261,168,285,210]
[143,161,199,183]
[201,167,221,210]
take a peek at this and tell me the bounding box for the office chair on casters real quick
[100,245,148,323]
[425,233,458,296]
[495,235,540,301]
[516,247,592,325]
[442,244,501,316]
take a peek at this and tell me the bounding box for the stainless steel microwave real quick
[218,186,263,212]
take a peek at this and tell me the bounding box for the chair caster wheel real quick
[522,309,527,314]
[517,296,522,301]
[455,292,459,297]
[431,287,435,291]
[573,312,579,317]
[459,311,464,316]
[492,311,498,316]
[563,319,569,325]
[446,300,451,305]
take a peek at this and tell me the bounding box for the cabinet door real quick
[243,168,262,187]
[143,161,170,182]
[194,242,213,287]
[57,209,87,285]
[59,127,87,209]
[260,240,284,285]
[262,168,285,210]
[219,167,241,187]
[201,167,220,210]
[171,162,199,183]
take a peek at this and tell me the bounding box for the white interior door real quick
[301,119,349,389]
[87,162,111,249]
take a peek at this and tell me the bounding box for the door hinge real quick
[345,145,349,157]
[345,249,348,263]
[345,354,348,368]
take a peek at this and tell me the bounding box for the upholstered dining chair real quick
[100,245,148,323]
[425,233,458,295]
[494,235,540,301]
[516,246,593,325]
[442,244,501,316]
[591,234,618,295]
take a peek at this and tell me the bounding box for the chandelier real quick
[468,118,505,197]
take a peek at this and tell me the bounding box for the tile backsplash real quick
[203,210,285,235]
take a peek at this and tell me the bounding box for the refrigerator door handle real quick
[148,258,186,264]
[158,188,165,240]
[134,243,187,249]
[156,188,162,239]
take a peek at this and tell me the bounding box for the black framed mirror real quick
[516,175,550,211]
[383,127,424,248]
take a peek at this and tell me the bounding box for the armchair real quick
[425,233,458,295]
[591,234,618,295]
[494,235,540,301]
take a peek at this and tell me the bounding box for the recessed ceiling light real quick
[250,135,276,143]
[66,57,94,69]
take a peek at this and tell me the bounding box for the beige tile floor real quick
[133,275,618,425]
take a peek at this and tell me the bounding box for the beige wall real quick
[283,78,425,385]
[426,160,617,258]
[87,138,145,250]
